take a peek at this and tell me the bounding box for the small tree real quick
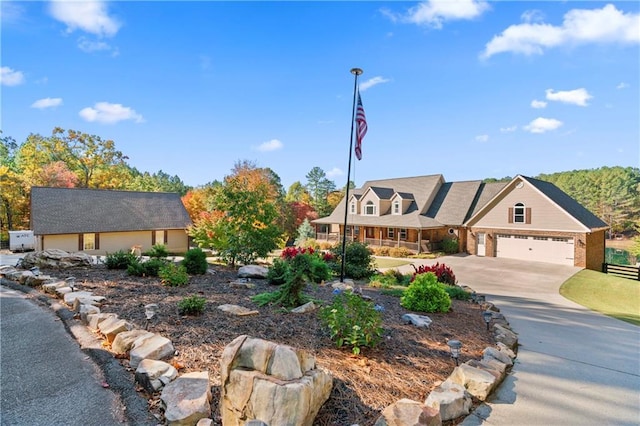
[294,218,315,246]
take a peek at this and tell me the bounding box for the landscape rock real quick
[228,279,256,289]
[54,287,73,297]
[16,271,35,284]
[196,419,213,426]
[135,359,178,392]
[493,324,518,349]
[64,291,105,307]
[21,249,93,269]
[330,279,354,291]
[401,313,433,328]
[220,335,332,426]
[482,347,513,367]
[291,301,317,314]
[448,364,497,401]
[129,334,175,368]
[237,265,268,279]
[497,342,517,359]
[100,319,133,343]
[374,398,442,426]
[25,274,54,287]
[112,329,154,354]
[72,297,103,313]
[465,360,504,381]
[161,371,211,426]
[0,265,18,276]
[217,304,259,316]
[42,281,67,295]
[87,313,118,330]
[79,304,101,323]
[425,381,471,421]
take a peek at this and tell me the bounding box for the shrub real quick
[178,295,206,315]
[318,241,336,250]
[267,258,289,285]
[401,272,451,313]
[159,263,189,286]
[127,258,167,277]
[320,291,383,355]
[441,238,459,254]
[372,246,390,256]
[146,244,169,258]
[104,250,137,270]
[182,248,208,275]
[388,247,413,258]
[329,242,375,279]
[412,262,456,285]
[443,285,471,301]
[309,255,331,283]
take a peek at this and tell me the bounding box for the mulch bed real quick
[46,264,494,425]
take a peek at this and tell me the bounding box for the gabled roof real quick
[368,186,396,200]
[522,176,608,229]
[31,187,193,235]
[464,175,608,230]
[425,181,483,226]
[394,192,415,200]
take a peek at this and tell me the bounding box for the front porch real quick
[315,225,451,253]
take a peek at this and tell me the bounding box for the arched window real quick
[514,203,525,223]
[365,200,376,215]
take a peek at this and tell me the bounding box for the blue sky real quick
[2,1,639,190]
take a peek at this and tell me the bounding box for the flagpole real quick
[340,67,362,282]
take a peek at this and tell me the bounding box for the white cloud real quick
[359,76,390,92]
[482,4,639,58]
[1,2,25,24]
[545,88,592,106]
[77,37,113,53]
[256,139,283,152]
[31,97,63,109]
[617,82,629,90]
[0,66,25,86]
[326,167,343,178]
[49,0,120,37]
[383,0,489,29]
[79,102,144,124]
[500,125,517,133]
[524,117,563,134]
[521,9,545,24]
[475,134,489,142]
[530,99,547,109]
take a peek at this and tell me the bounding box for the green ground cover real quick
[560,269,640,326]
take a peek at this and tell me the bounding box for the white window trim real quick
[399,228,407,240]
[514,203,525,223]
[393,201,400,215]
[388,228,395,238]
[364,201,376,216]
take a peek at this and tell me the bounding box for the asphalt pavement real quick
[391,255,640,426]
[0,285,153,426]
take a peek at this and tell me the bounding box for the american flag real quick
[355,89,367,160]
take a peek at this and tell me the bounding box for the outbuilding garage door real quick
[496,235,574,266]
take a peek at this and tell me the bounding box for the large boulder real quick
[21,249,92,269]
[448,364,497,401]
[425,381,471,421]
[220,335,332,426]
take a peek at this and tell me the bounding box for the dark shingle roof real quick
[369,187,396,200]
[425,181,483,225]
[522,176,608,229]
[31,187,192,235]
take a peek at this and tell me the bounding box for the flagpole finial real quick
[350,68,363,76]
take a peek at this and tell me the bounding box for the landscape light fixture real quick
[447,340,462,366]
[483,310,493,330]
[66,276,76,292]
[476,294,486,304]
[144,304,158,330]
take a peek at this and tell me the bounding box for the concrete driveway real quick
[392,255,640,426]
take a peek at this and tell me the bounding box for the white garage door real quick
[496,235,574,266]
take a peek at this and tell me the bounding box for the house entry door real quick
[477,233,486,256]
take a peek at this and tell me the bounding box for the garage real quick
[496,234,575,265]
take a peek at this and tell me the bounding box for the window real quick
[514,203,525,223]
[354,226,360,235]
[399,228,407,240]
[83,233,95,250]
[154,230,166,245]
[393,201,400,214]
[364,201,376,215]
[350,202,356,214]
[388,228,395,238]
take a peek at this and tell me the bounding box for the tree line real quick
[0,129,350,256]
[2,128,638,259]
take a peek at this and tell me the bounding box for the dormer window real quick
[350,201,356,214]
[393,201,400,214]
[364,201,376,215]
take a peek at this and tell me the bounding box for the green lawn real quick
[373,257,412,269]
[560,270,640,326]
